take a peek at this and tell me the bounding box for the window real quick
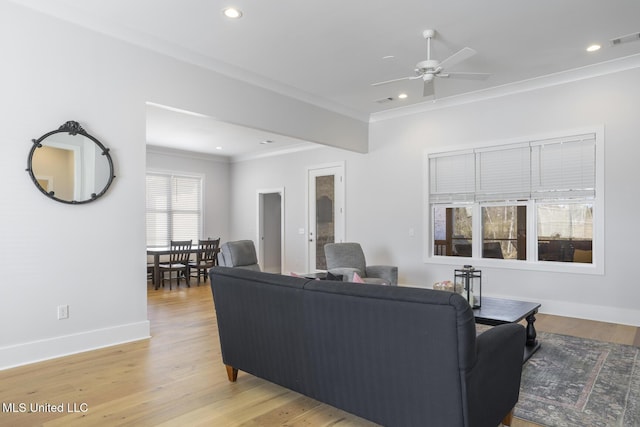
[537,202,593,263]
[146,171,202,247]
[433,206,473,256]
[482,204,526,260]
[427,130,601,271]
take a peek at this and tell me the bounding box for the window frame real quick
[424,127,604,275]
[145,169,204,248]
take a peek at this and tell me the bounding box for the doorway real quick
[307,163,345,272]
[257,188,284,273]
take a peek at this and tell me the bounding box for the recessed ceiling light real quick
[260,140,274,145]
[223,7,243,19]
[586,44,601,52]
[382,55,395,60]
[398,93,408,99]
[216,146,223,150]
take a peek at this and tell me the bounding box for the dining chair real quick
[158,240,192,290]
[147,262,155,283]
[189,238,220,284]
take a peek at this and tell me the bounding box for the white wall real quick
[230,66,640,327]
[0,1,367,369]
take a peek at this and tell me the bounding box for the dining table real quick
[147,245,212,290]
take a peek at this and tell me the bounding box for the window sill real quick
[424,255,603,275]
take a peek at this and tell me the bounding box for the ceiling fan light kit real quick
[371,28,491,99]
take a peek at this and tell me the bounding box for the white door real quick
[308,164,345,271]
[258,189,284,273]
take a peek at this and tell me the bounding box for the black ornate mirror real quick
[26,121,115,204]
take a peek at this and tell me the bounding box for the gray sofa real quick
[209,267,525,427]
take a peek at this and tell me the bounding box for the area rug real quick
[514,331,640,427]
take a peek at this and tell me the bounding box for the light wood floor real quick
[1,281,638,427]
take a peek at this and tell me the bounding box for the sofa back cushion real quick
[218,240,260,270]
[303,280,476,426]
[324,242,367,274]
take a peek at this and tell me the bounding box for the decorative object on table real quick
[454,265,481,308]
[433,280,462,293]
[26,120,115,204]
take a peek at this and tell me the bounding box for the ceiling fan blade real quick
[439,71,491,80]
[371,75,421,86]
[438,47,476,70]
[423,80,435,97]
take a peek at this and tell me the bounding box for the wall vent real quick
[610,32,640,46]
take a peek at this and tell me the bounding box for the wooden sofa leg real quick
[225,365,238,382]
[502,408,514,426]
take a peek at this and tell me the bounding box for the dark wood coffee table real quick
[473,297,541,362]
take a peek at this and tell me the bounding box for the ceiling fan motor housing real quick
[416,59,440,73]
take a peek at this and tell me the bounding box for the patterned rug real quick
[514,331,640,427]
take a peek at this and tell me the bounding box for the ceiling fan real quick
[371,29,491,97]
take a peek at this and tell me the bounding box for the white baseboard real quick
[0,321,151,370]
[491,294,640,327]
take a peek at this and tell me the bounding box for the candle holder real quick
[454,265,481,308]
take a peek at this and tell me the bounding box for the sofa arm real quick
[466,323,525,427]
[365,265,398,285]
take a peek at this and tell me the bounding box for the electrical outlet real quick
[57,305,69,320]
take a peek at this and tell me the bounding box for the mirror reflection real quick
[27,121,115,204]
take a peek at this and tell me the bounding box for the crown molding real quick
[369,53,640,123]
[9,0,369,123]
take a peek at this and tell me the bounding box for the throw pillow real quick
[352,272,365,283]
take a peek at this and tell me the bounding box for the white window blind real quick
[429,151,475,203]
[429,132,595,203]
[146,172,202,247]
[531,133,596,200]
[476,143,531,201]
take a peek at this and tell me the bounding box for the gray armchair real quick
[217,240,261,271]
[324,242,397,285]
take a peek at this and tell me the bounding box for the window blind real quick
[146,172,202,247]
[429,132,596,203]
[476,143,531,201]
[531,133,596,200]
[429,150,475,203]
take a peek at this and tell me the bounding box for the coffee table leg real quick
[525,311,538,347]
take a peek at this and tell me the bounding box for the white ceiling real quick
[13,0,640,159]
[145,102,319,161]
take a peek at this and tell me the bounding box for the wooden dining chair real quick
[158,240,192,290]
[147,263,155,283]
[189,238,220,284]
